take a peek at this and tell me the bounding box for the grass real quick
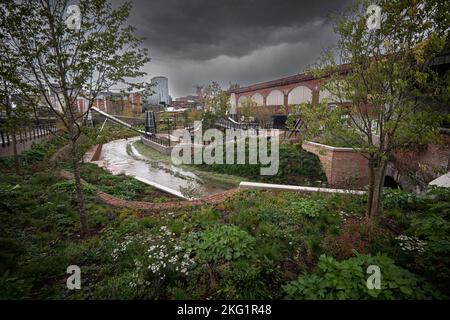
[79,163,176,202]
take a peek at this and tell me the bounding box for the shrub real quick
[217,259,275,299]
[188,225,256,263]
[0,183,20,213]
[427,186,450,202]
[50,181,96,196]
[94,271,144,299]
[107,179,145,200]
[284,198,326,218]
[283,253,439,300]
[402,204,450,294]
[382,188,422,210]
[321,217,390,260]
[190,206,220,228]
[0,271,33,299]
[192,144,326,186]
[103,225,196,299]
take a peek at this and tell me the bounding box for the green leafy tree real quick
[1,0,149,235]
[302,0,449,222]
[0,23,39,174]
[240,96,257,121]
[200,81,231,127]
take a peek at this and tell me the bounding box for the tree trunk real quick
[70,138,90,236]
[366,159,387,223]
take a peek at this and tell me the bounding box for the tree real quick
[0,38,25,175]
[0,15,40,174]
[302,0,449,222]
[239,96,257,121]
[1,0,149,236]
[200,81,231,128]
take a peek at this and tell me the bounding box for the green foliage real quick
[217,259,276,300]
[94,271,144,299]
[193,143,326,186]
[1,152,448,300]
[190,206,221,228]
[284,198,326,218]
[201,81,230,117]
[0,136,66,170]
[403,199,450,293]
[382,188,422,210]
[50,180,96,196]
[427,186,450,202]
[189,225,256,263]
[88,124,140,145]
[283,253,439,300]
[108,180,145,200]
[0,271,33,299]
[289,103,364,148]
[94,225,196,299]
[79,163,174,202]
[303,0,448,221]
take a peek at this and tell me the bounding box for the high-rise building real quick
[148,76,169,105]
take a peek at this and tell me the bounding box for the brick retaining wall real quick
[96,188,241,216]
[302,141,369,188]
[58,169,240,216]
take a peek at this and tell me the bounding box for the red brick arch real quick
[230,73,322,114]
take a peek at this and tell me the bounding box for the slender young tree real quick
[301,0,449,222]
[2,0,149,236]
[240,96,257,121]
[200,81,231,128]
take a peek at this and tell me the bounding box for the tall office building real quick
[148,76,170,105]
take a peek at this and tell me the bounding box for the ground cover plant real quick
[1,129,449,300]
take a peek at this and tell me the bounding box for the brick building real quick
[76,92,142,115]
[227,68,349,117]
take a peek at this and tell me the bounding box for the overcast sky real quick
[115,0,353,98]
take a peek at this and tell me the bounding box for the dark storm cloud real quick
[127,0,351,60]
[113,0,353,96]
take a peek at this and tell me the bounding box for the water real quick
[99,137,226,199]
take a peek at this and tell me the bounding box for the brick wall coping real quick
[303,141,360,152]
[58,169,241,213]
[96,188,241,214]
[239,181,366,195]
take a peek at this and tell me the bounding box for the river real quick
[99,137,227,199]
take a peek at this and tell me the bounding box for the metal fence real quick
[143,133,171,147]
[215,118,262,131]
[0,121,57,149]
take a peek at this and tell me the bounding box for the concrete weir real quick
[83,138,226,200]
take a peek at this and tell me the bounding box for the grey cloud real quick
[112,0,353,96]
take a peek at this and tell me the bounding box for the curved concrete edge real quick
[429,172,450,188]
[58,169,241,214]
[239,181,366,195]
[303,140,360,152]
[134,176,189,200]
